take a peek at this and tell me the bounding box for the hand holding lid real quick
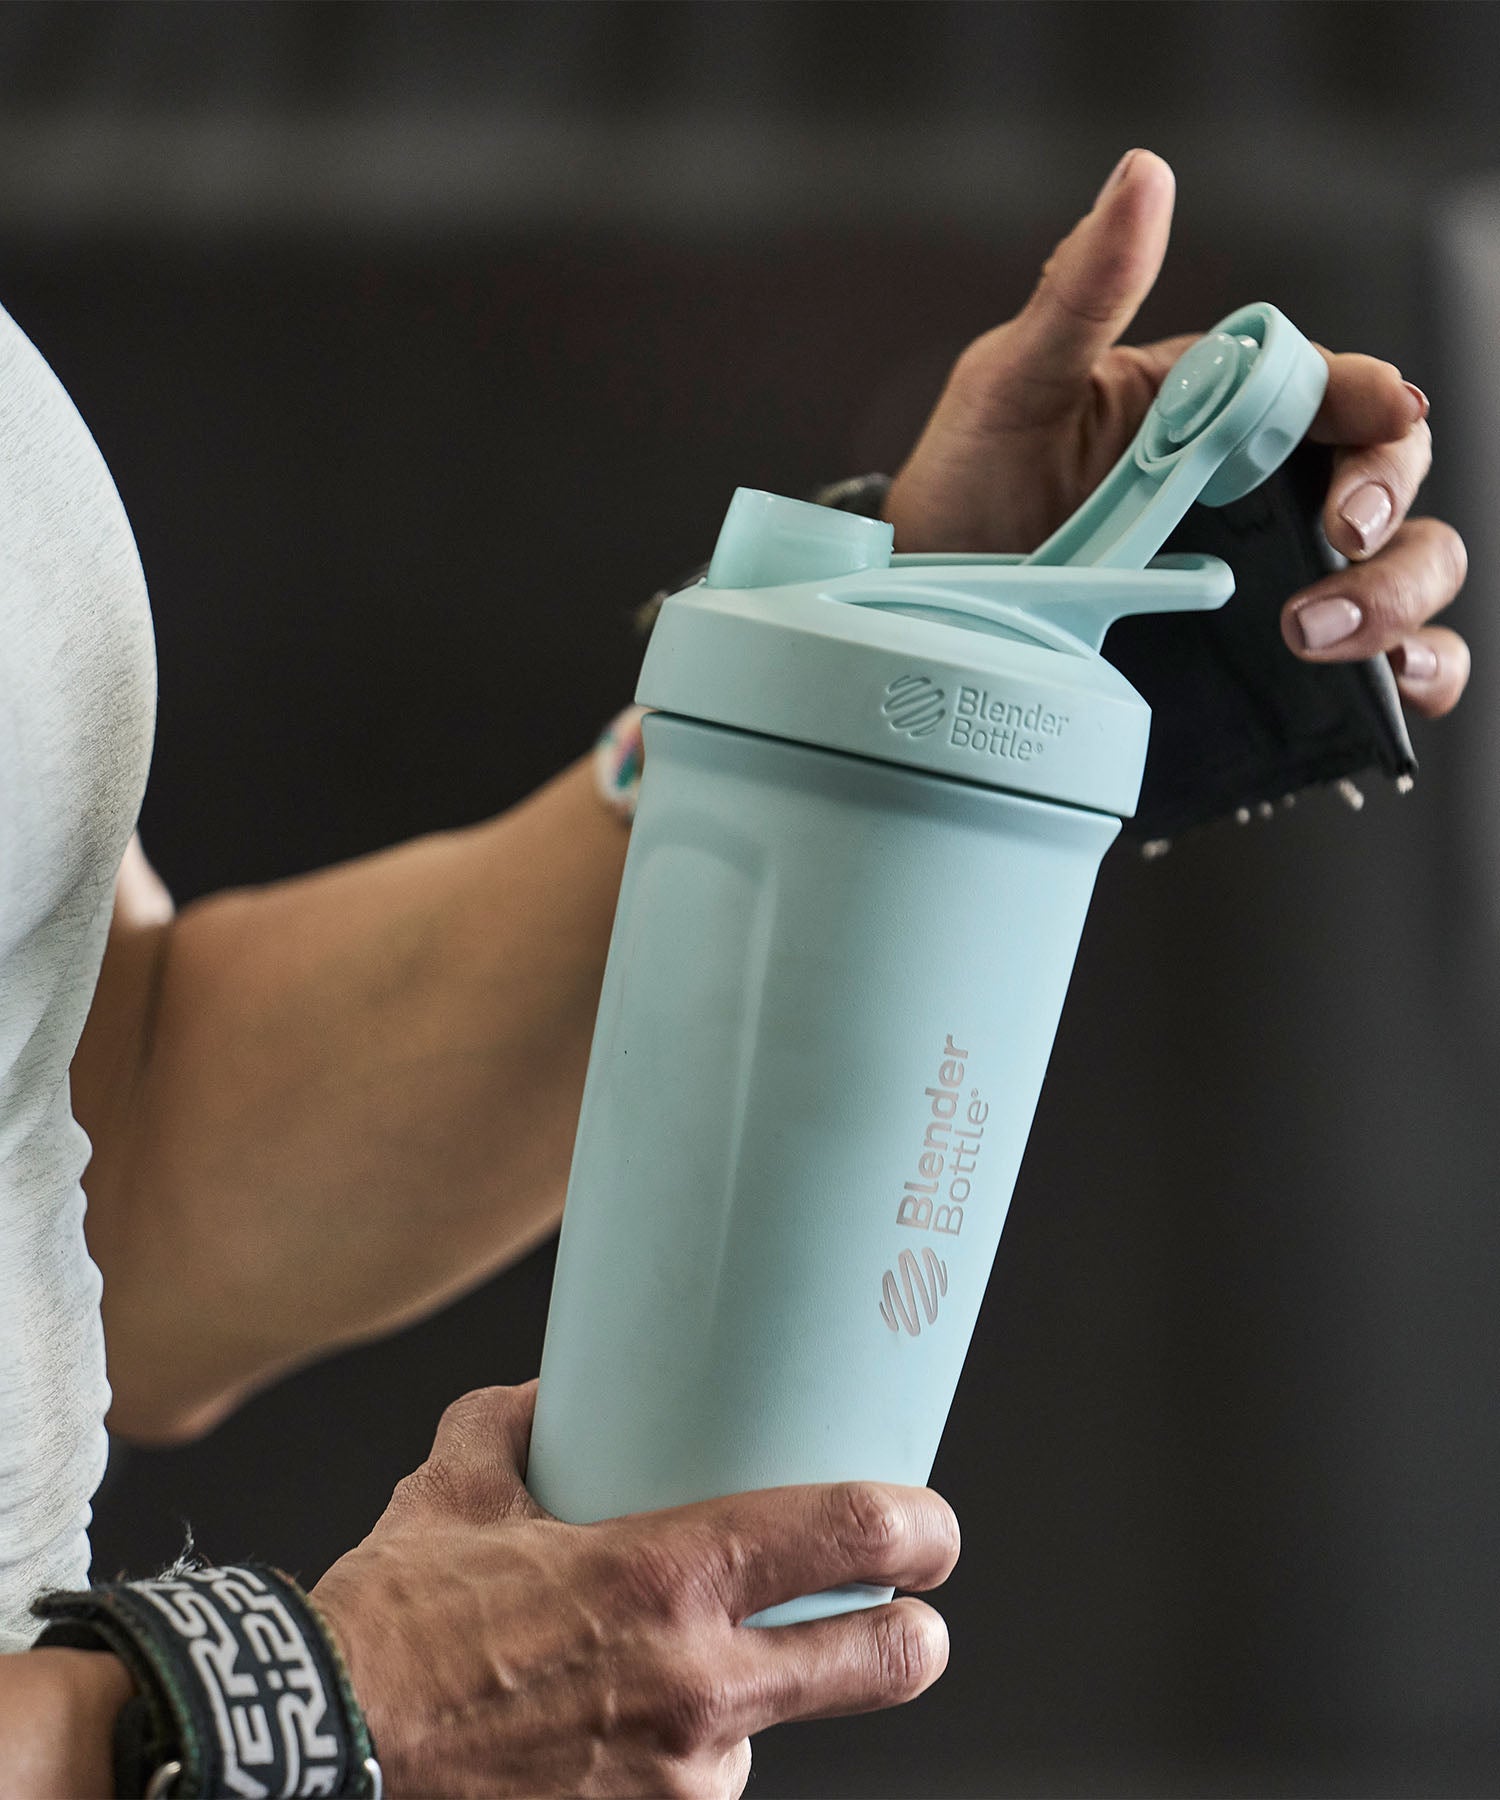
[698,304,1327,658]
[651,302,1331,820]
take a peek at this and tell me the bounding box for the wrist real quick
[33,1564,380,1798]
[309,1561,418,1798]
[4,1646,135,1799]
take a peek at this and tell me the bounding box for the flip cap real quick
[639,305,1329,820]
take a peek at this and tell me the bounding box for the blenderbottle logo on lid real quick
[880,673,947,739]
[882,672,1069,766]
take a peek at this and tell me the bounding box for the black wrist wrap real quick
[33,1562,378,1799]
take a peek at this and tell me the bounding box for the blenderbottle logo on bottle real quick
[880,673,947,738]
[879,1034,989,1338]
[879,1248,949,1337]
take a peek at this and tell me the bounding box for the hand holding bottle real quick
[313,1383,959,1799]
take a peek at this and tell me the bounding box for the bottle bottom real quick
[742,1581,895,1630]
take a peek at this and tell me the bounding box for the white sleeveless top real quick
[0,303,156,1649]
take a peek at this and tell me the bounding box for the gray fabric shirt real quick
[0,301,155,1649]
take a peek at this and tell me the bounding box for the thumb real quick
[969,150,1176,424]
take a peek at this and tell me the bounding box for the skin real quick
[0,1649,134,1797]
[311,1386,960,1799]
[4,147,1468,1796]
[883,149,1468,714]
[75,765,630,1441]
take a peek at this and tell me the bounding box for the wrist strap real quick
[33,1563,380,1799]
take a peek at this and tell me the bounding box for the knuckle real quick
[1347,448,1407,508]
[702,1529,753,1617]
[1354,514,1469,640]
[388,1468,427,1513]
[392,1455,466,1519]
[1426,517,1470,593]
[1360,518,1468,637]
[1362,560,1428,635]
[832,1482,908,1572]
[434,1384,507,1443]
[615,1529,709,1625]
[951,328,1034,420]
[657,1663,732,1757]
[952,330,1003,392]
[1341,429,1427,519]
[1035,256,1128,329]
[435,1390,480,1438]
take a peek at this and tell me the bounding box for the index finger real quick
[1309,348,1427,448]
[645,1480,961,1623]
[1113,340,1425,466]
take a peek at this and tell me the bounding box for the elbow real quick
[105,1373,246,1448]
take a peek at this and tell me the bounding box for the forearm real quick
[0,1648,133,1797]
[82,757,627,1439]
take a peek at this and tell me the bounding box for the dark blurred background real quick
[6,3,1499,1794]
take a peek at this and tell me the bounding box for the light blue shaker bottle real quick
[527,306,1328,1626]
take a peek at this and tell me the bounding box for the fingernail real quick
[1296,597,1363,651]
[1403,381,1430,419]
[1338,482,1393,554]
[1095,149,1139,206]
[1396,639,1439,681]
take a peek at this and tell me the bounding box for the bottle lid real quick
[638,304,1327,819]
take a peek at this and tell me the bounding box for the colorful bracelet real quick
[32,1563,380,1799]
[593,702,649,824]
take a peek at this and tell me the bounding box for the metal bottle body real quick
[527,712,1118,1624]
